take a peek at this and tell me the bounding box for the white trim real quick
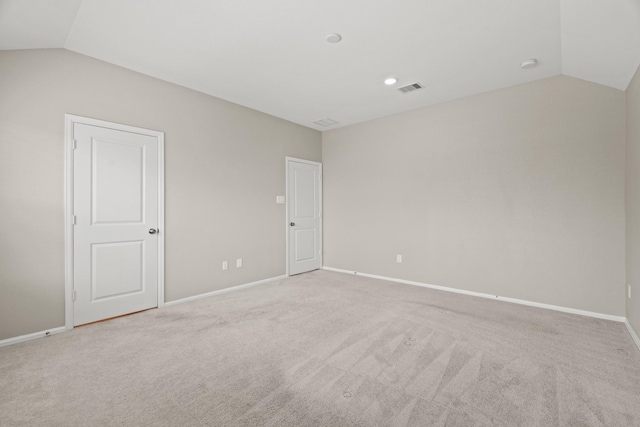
[626,319,640,351]
[157,131,165,308]
[322,266,626,322]
[0,327,66,348]
[64,116,75,331]
[164,275,286,307]
[285,157,323,276]
[64,114,165,329]
[1,274,284,347]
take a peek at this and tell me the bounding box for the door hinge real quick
[72,290,76,301]
[73,140,77,150]
[72,215,77,225]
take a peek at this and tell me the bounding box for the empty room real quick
[1,0,640,425]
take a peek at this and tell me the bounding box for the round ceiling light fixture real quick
[520,58,538,69]
[326,33,342,43]
[384,77,398,85]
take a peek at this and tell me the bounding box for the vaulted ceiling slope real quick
[1,0,639,130]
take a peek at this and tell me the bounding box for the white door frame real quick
[285,156,322,276]
[64,114,165,330]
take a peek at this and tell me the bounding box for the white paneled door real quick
[71,120,162,326]
[287,158,322,275]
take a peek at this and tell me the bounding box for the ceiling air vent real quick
[397,82,423,94]
[313,118,339,127]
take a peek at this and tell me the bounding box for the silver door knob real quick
[290,222,295,226]
[149,228,158,234]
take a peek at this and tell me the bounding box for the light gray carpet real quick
[1,270,640,426]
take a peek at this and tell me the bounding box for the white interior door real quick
[72,121,161,325]
[287,158,322,275]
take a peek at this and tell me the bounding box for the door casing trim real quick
[285,156,322,276]
[64,114,165,330]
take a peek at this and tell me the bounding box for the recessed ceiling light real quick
[520,59,538,69]
[326,33,342,43]
[384,77,398,85]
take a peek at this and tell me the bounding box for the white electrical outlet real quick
[222,261,228,270]
[236,258,243,268]
[396,254,402,263]
[628,284,632,299]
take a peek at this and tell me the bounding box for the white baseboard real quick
[0,326,66,348]
[3,272,631,350]
[322,266,626,323]
[626,320,640,351]
[1,275,287,347]
[164,275,287,307]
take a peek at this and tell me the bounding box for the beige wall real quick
[0,49,321,340]
[323,75,626,316]
[626,65,640,336]
[0,48,631,341]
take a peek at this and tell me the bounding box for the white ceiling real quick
[1,0,639,131]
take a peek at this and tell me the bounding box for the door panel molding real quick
[286,157,322,276]
[64,114,165,330]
